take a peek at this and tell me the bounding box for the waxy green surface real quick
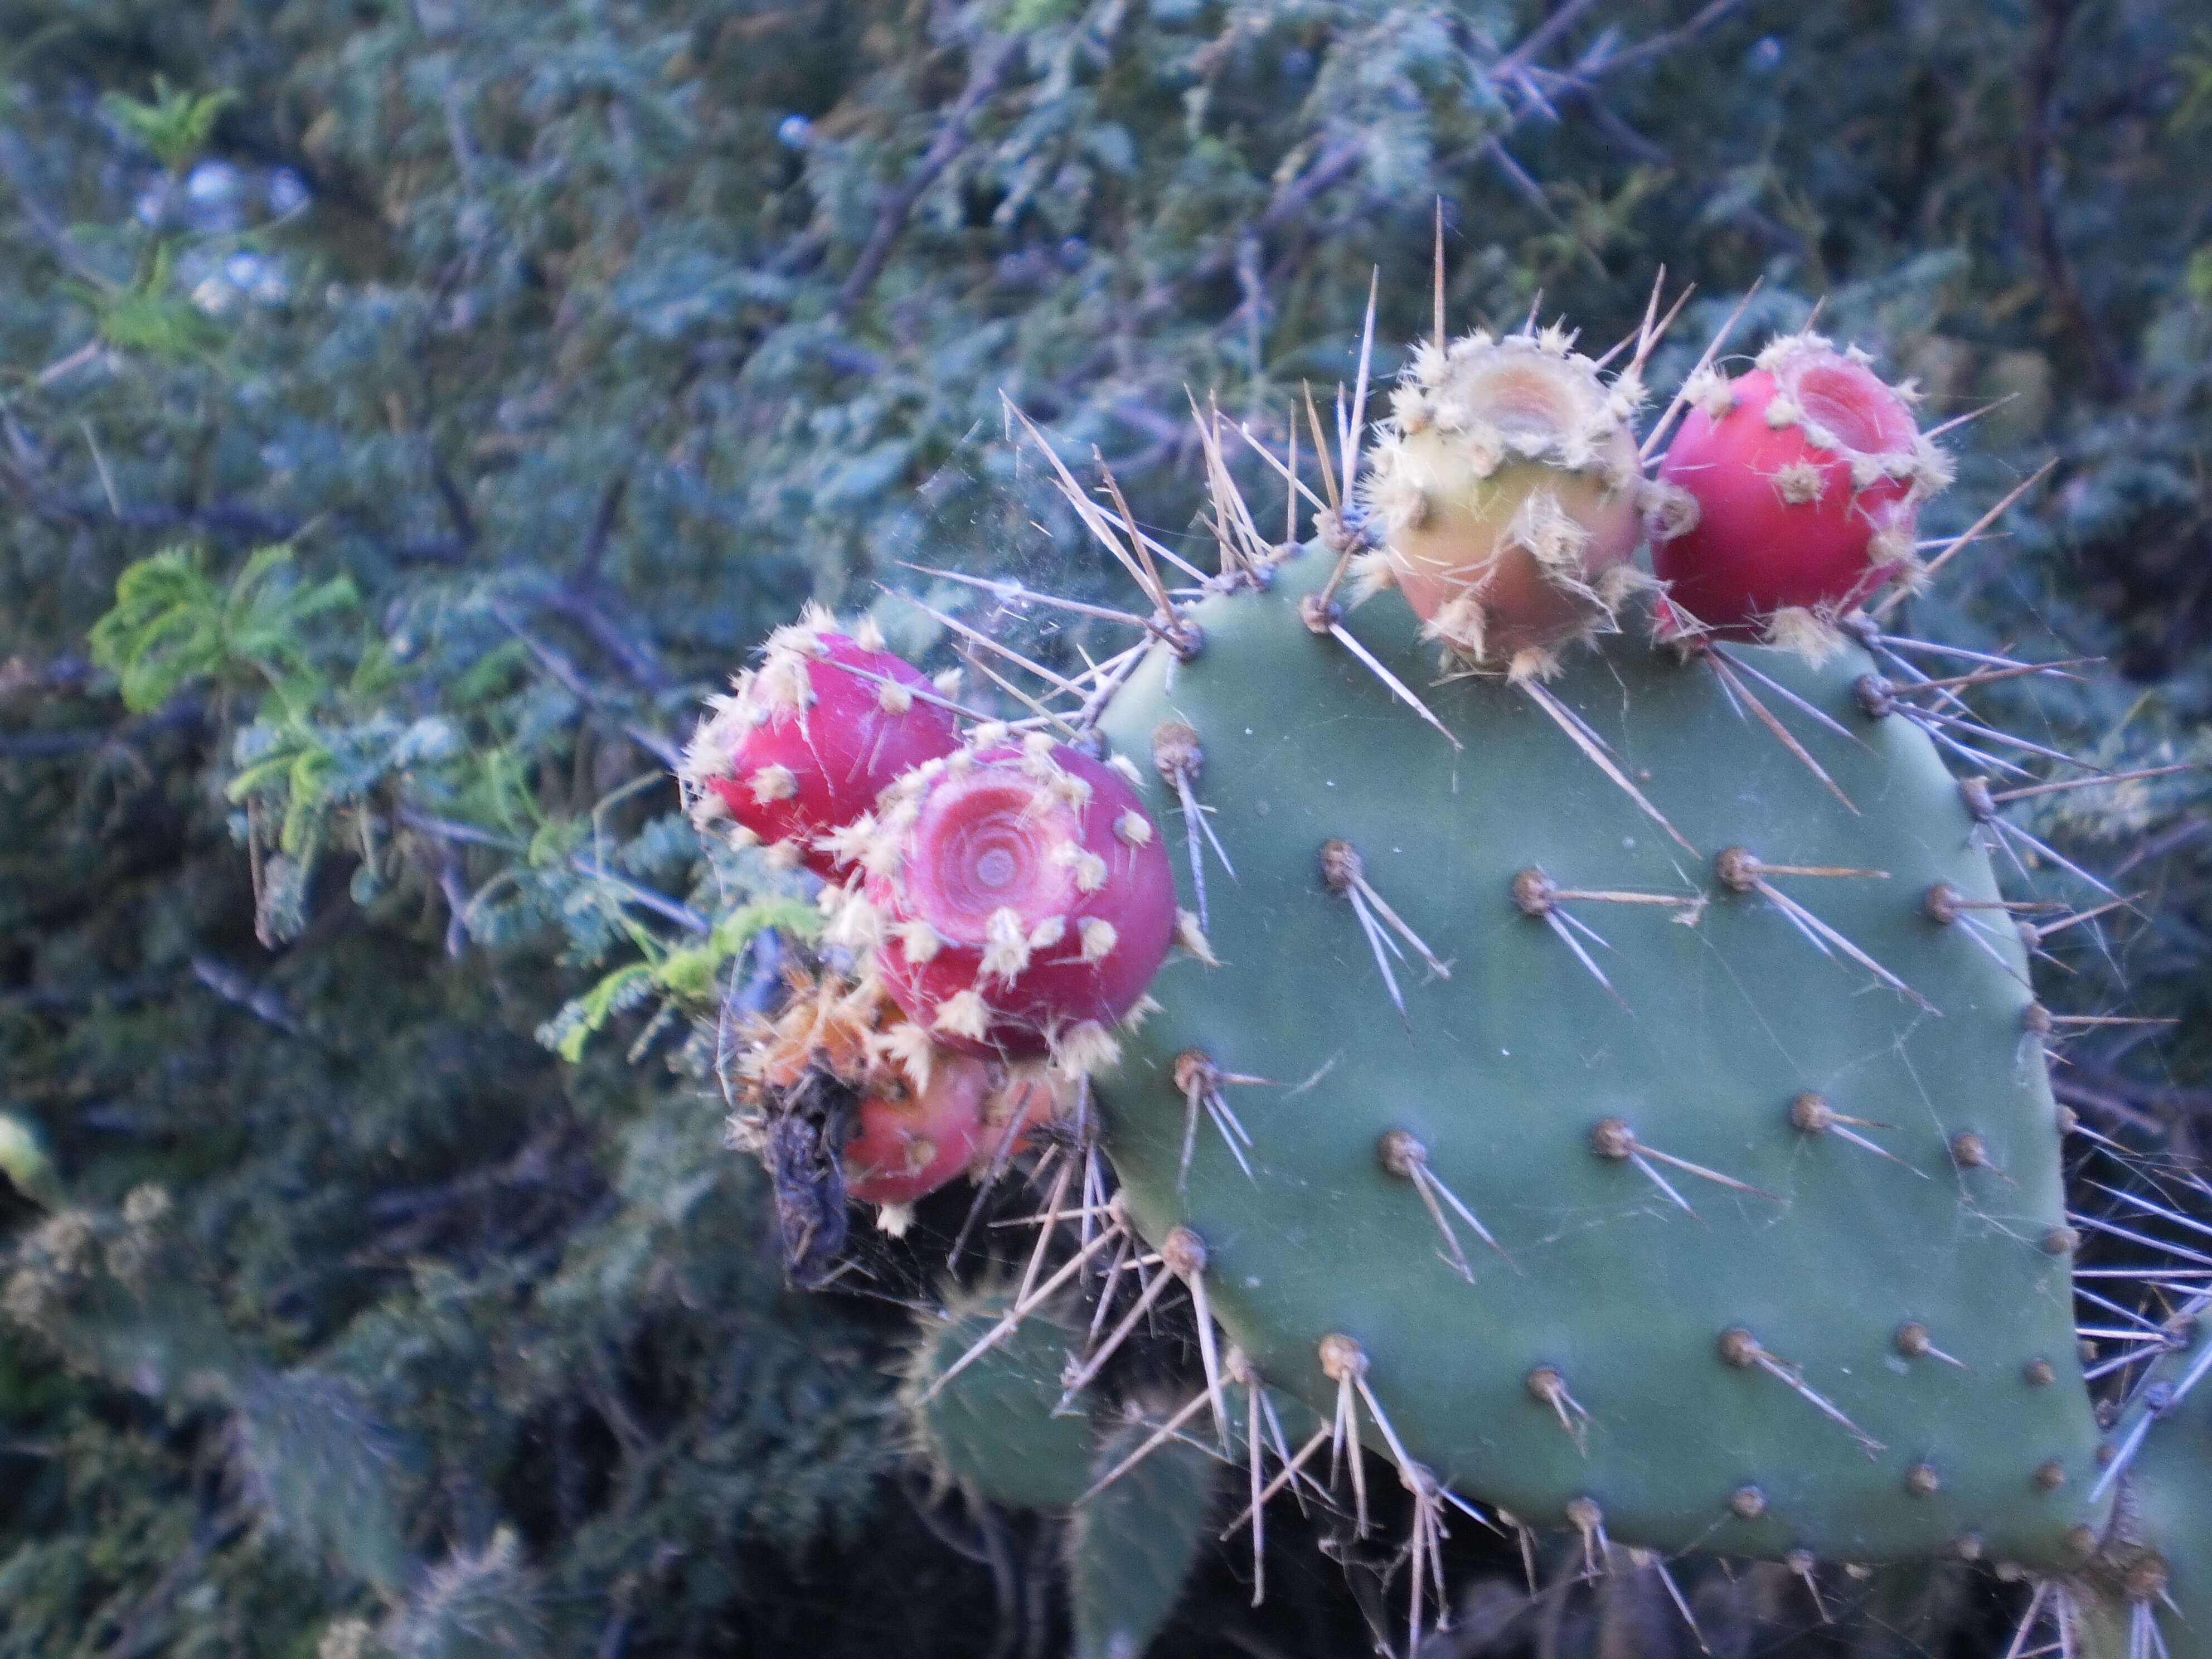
[1094,545,2106,1568]
[2099,1318,2212,1658]
[904,1289,1097,1510]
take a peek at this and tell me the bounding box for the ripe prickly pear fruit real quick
[681,608,959,876]
[864,735,1175,1066]
[1652,334,1951,641]
[1362,327,1646,673]
[842,1047,992,1205]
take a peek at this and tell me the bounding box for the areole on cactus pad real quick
[700,276,2209,1659]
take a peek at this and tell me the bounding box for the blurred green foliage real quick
[1,0,2209,1652]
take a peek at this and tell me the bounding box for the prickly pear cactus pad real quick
[901,1287,1098,1510]
[2067,1306,2212,1659]
[701,295,2209,1658]
[1066,1410,1220,1659]
[1090,545,2106,1569]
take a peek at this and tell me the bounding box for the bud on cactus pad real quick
[1363,326,1646,673]
[681,607,959,875]
[718,283,2208,1650]
[1652,334,1952,641]
[899,1283,1238,1657]
[864,736,1175,1065]
[1066,1407,1220,1659]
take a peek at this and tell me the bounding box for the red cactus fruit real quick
[1651,334,1951,640]
[1362,327,1647,673]
[842,1046,992,1205]
[681,610,959,877]
[864,735,1175,1065]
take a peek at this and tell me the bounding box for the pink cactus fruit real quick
[841,1044,993,1206]
[861,735,1175,1066]
[682,608,959,877]
[1651,333,1953,641]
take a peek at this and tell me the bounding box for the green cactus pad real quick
[1066,1409,1219,1659]
[1090,545,2105,1569]
[2092,1316,2212,1659]
[901,1287,1098,1510]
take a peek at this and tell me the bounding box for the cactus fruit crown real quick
[691,279,2208,1658]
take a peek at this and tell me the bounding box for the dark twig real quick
[1565,0,1741,76]
[0,459,468,564]
[834,35,1024,319]
[2020,0,2124,397]
[489,601,683,769]
[539,582,671,693]
[190,954,302,1036]
[1491,0,1606,81]
[0,697,207,761]
[576,473,631,586]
